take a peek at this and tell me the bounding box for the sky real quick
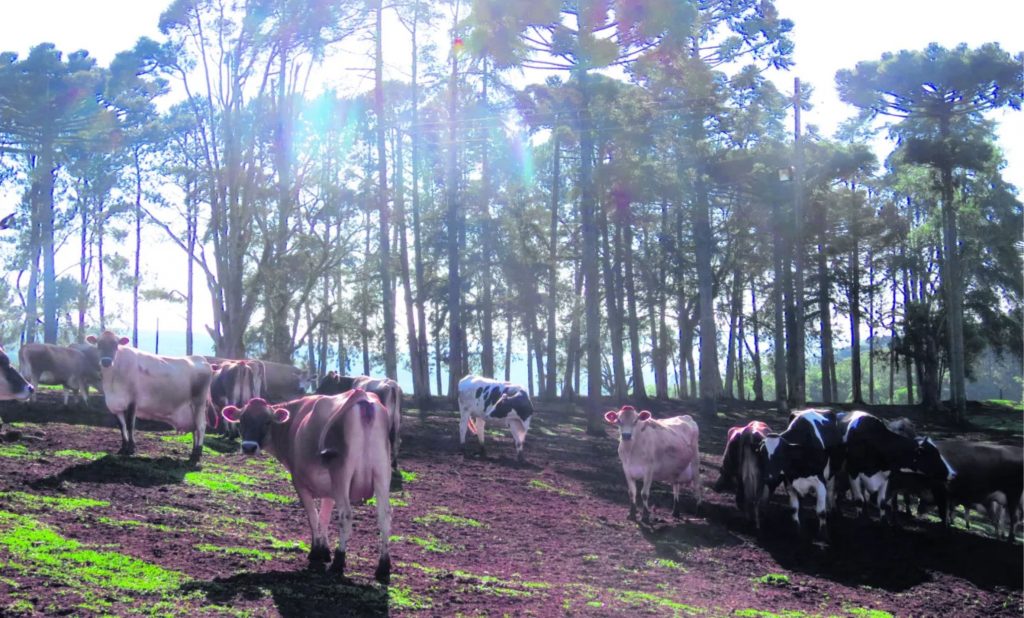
[0,0,1021,366]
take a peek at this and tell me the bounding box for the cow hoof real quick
[374,555,391,585]
[309,545,331,563]
[328,550,346,575]
[117,446,135,457]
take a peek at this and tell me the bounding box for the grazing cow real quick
[315,372,402,470]
[0,346,32,402]
[838,410,954,521]
[605,406,702,522]
[457,375,534,461]
[88,331,213,464]
[716,421,771,529]
[18,342,99,405]
[933,440,1023,541]
[222,391,392,583]
[760,409,843,538]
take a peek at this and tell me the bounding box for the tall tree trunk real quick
[600,202,626,399]
[376,0,397,379]
[77,188,89,342]
[624,210,646,400]
[25,165,41,343]
[578,69,603,431]
[939,157,966,419]
[817,202,836,403]
[563,262,583,398]
[868,249,876,404]
[445,20,463,398]
[724,268,743,399]
[186,179,196,355]
[409,12,430,399]
[849,183,864,405]
[394,128,423,398]
[38,149,59,343]
[749,276,764,402]
[789,78,807,406]
[771,202,788,406]
[693,171,721,416]
[504,316,513,382]
[479,62,495,378]
[544,134,560,398]
[132,148,143,348]
[737,311,745,401]
[652,201,670,399]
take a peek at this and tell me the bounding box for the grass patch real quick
[753,573,791,587]
[53,449,105,461]
[734,611,809,618]
[388,584,432,610]
[399,469,418,483]
[391,534,454,553]
[846,609,894,618]
[617,590,704,616]
[367,496,408,507]
[0,491,109,512]
[413,507,483,528]
[0,511,185,596]
[527,478,577,497]
[195,543,273,562]
[96,517,175,534]
[0,444,32,458]
[583,554,600,562]
[184,470,293,504]
[647,558,688,572]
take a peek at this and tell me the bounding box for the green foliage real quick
[753,573,790,586]
[413,507,483,528]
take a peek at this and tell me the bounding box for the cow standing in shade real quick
[18,342,100,405]
[934,440,1023,541]
[222,390,393,583]
[716,421,771,529]
[605,406,702,522]
[457,375,534,461]
[838,411,954,521]
[760,409,843,538]
[89,331,213,464]
[315,372,402,470]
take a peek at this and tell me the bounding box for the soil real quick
[0,393,1020,617]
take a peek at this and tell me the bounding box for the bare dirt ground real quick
[0,393,1020,617]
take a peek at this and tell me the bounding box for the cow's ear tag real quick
[603,411,619,424]
[273,408,290,423]
[222,406,242,423]
[637,410,652,421]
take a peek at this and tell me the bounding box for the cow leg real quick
[640,473,654,523]
[625,472,638,521]
[786,484,802,532]
[373,471,392,585]
[298,489,331,563]
[459,412,470,451]
[692,461,704,515]
[331,497,354,577]
[189,423,205,466]
[849,476,866,518]
[814,478,829,540]
[475,417,487,456]
[671,483,682,519]
[116,405,137,456]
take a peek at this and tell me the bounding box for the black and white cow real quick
[934,440,1023,541]
[457,375,534,461]
[759,409,843,538]
[716,420,772,529]
[838,410,954,521]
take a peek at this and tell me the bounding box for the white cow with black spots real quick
[457,375,535,461]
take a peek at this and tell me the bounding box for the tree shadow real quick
[32,454,191,489]
[636,508,744,563]
[182,568,389,618]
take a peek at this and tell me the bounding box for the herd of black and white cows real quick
[0,335,1021,590]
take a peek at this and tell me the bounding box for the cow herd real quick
[0,334,1020,592]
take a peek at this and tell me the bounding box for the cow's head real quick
[604,406,651,441]
[913,437,956,482]
[758,433,797,490]
[0,346,32,401]
[86,331,130,368]
[222,398,290,456]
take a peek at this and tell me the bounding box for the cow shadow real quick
[752,504,1023,592]
[182,568,388,618]
[32,454,190,489]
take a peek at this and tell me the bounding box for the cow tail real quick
[319,389,365,461]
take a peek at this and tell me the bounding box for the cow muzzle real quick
[100,358,113,368]
[240,441,260,456]
[621,432,632,441]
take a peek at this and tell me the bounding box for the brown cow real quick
[223,390,393,583]
[204,357,310,402]
[18,342,99,405]
[315,372,402,470]
[0,346,32,402]
[210,360,264,437]
[605,406,702,522]
[88,331,213,464]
